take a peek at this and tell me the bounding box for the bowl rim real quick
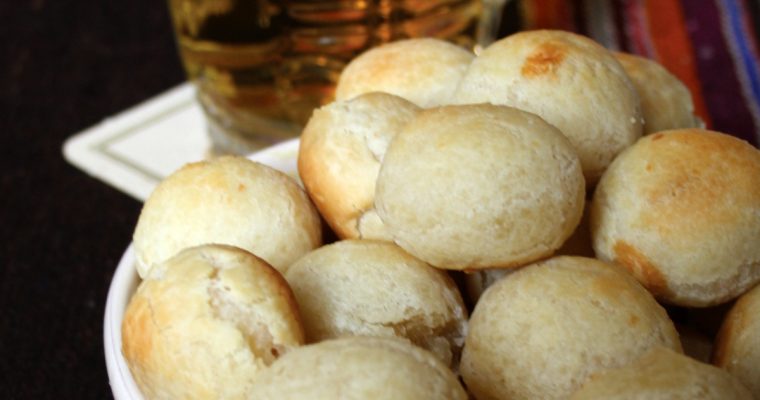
[103,138,300,399]
[103,244,143,400]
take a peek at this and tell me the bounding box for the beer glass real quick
[167,0,506,154]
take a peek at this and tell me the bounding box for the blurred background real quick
[516,0,760,145]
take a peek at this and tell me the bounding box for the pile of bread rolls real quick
[122,30,760,399]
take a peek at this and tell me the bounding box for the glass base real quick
[199,96,303,156]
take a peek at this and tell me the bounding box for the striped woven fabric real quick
[515,0,760,145]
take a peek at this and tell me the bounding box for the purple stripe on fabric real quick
[721,0,760,143]
[734,0,760,98]
[682,0,757,144]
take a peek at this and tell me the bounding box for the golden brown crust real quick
[121,244,305,400]
[297,92,420,239]
[335,38,474,107]
[591,129,760,306]
[121,294,154,379]
[521,41,567,78]
[461,256,682,400]
[613,241,670,299]
[454,30,643,185]
[712,284,760,397]
[637,131,759,236]
[133,156,322,278]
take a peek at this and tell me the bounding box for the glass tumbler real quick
[167,0,507,154]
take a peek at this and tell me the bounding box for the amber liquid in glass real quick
[168,0,486,153]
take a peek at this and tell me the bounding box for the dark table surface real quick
[1,2,184,398]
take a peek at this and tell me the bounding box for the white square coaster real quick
[63,83,211,201]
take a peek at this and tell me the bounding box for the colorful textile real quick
[516,0,760,145]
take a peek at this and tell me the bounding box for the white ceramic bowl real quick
[103,138,300,400]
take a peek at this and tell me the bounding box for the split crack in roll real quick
[121,244,305,400]
[284,239,468,368]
